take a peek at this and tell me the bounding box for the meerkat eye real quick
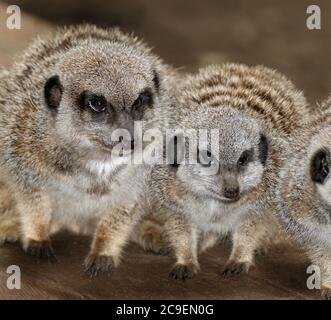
[87,96,107,113]
[238,149,253,167]
[198,149,212,167]
[132,89,153,110]
[80,91,107,113]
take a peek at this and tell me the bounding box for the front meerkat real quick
[0,25,174,270]
[278,99,331,300]
[132,64,309,279]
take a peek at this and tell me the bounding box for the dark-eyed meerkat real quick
[0,25,175,271]
[130,64,310,279]
[278,99,331,300]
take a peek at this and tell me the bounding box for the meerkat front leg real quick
[16,191,55,260]
[307,247,331,300]
[163,210,200,281]
[222,217,272,277]
[84,205,140,277]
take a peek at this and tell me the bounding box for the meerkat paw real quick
[168,263,200,281]
[222,260,251,278]
[84,254,116,277]
[0,229,20,245]
[23,239,56,262]
[0,226,20,245]
[322,288,331,300]
[254,245,268,257]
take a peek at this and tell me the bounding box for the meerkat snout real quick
[222,172,240,201]
[223,185,240,201]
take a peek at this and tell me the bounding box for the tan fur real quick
[0,178,20,244]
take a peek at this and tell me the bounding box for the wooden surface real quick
[0,233,321,300]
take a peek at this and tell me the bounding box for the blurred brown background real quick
[1,0,331,104]
[0,0,327,300]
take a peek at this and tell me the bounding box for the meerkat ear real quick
[258,133,268,165]
[44,75,63,109]
[166,133,185,168]
[152,69,160,95]
[311,149,330,184]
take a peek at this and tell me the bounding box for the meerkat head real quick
[43,41,162,162]
[171,107,269,203]
[309,129,331,206]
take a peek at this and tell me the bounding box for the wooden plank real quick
[0,233,321,300]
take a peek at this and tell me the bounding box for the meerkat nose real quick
[223,187,240,200]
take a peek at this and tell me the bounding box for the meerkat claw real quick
[25,240,57,262]
[222,261,250,278]
[169,263,198,281]
[84,254,115,277]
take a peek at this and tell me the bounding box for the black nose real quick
[223,187,239,199]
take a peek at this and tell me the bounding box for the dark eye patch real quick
[152,70,160,94]
[311,148,330,184]
[44,75,63,110]
[238,149,253,167]
[79,91,108,113]
[132,89,153,110]
[258,134,268,165]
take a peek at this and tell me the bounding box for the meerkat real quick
[0,25,175,272]
[277,98,331,300]
[127,63,310,279]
